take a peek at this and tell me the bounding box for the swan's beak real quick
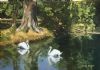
[60,52,63,55]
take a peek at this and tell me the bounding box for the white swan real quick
[17,40,30,55]
[47,46,62,65]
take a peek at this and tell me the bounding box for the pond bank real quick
[0,28,53,47]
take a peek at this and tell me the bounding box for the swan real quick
[47,46,62,65]
[17,40,30,55]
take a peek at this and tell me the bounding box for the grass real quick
[0,28,53,46]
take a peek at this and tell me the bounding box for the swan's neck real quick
[48,47,52,55]
[25,41,29,49]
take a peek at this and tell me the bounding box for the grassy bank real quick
[0,28,53,46]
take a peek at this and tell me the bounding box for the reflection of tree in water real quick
[0,48,16,70]
[0,58,10,68]
[17,53,38,70]
[0,46,37,70]
[16,38,53,70]
[0,38,54,70]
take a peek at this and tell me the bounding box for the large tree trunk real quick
[16,0,40,32]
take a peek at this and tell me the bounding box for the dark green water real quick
[0,38,67,70]
[0,35,100,70]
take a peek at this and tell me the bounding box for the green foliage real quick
[69,1,95,23]
[69,1,95,39]
[37,2,70,30]
[0,1,23,18]
[70,23,95,39]
[0,3,12,17]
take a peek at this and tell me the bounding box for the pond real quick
[0,35,100,70]
[0,38,67,70]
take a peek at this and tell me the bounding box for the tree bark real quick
[16,0,40,32]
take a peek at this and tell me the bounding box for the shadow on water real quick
[93,34,100,70]
[54,26,100,70]
[0,23,12,29]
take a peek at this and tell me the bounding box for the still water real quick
[0,35,100,70]
[0,38,67,70]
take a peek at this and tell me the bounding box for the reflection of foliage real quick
[0,46,16,68]
[66,46,94,70]
[58,59,67,70]
[0,58,10,68]
[76,53,94,70]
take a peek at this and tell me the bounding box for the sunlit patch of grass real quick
[0,28,53,46]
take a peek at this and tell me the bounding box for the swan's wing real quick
[18,42,25,46]
[18,49,27,55]
[48,49,60,55]
[19,42,30,50]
